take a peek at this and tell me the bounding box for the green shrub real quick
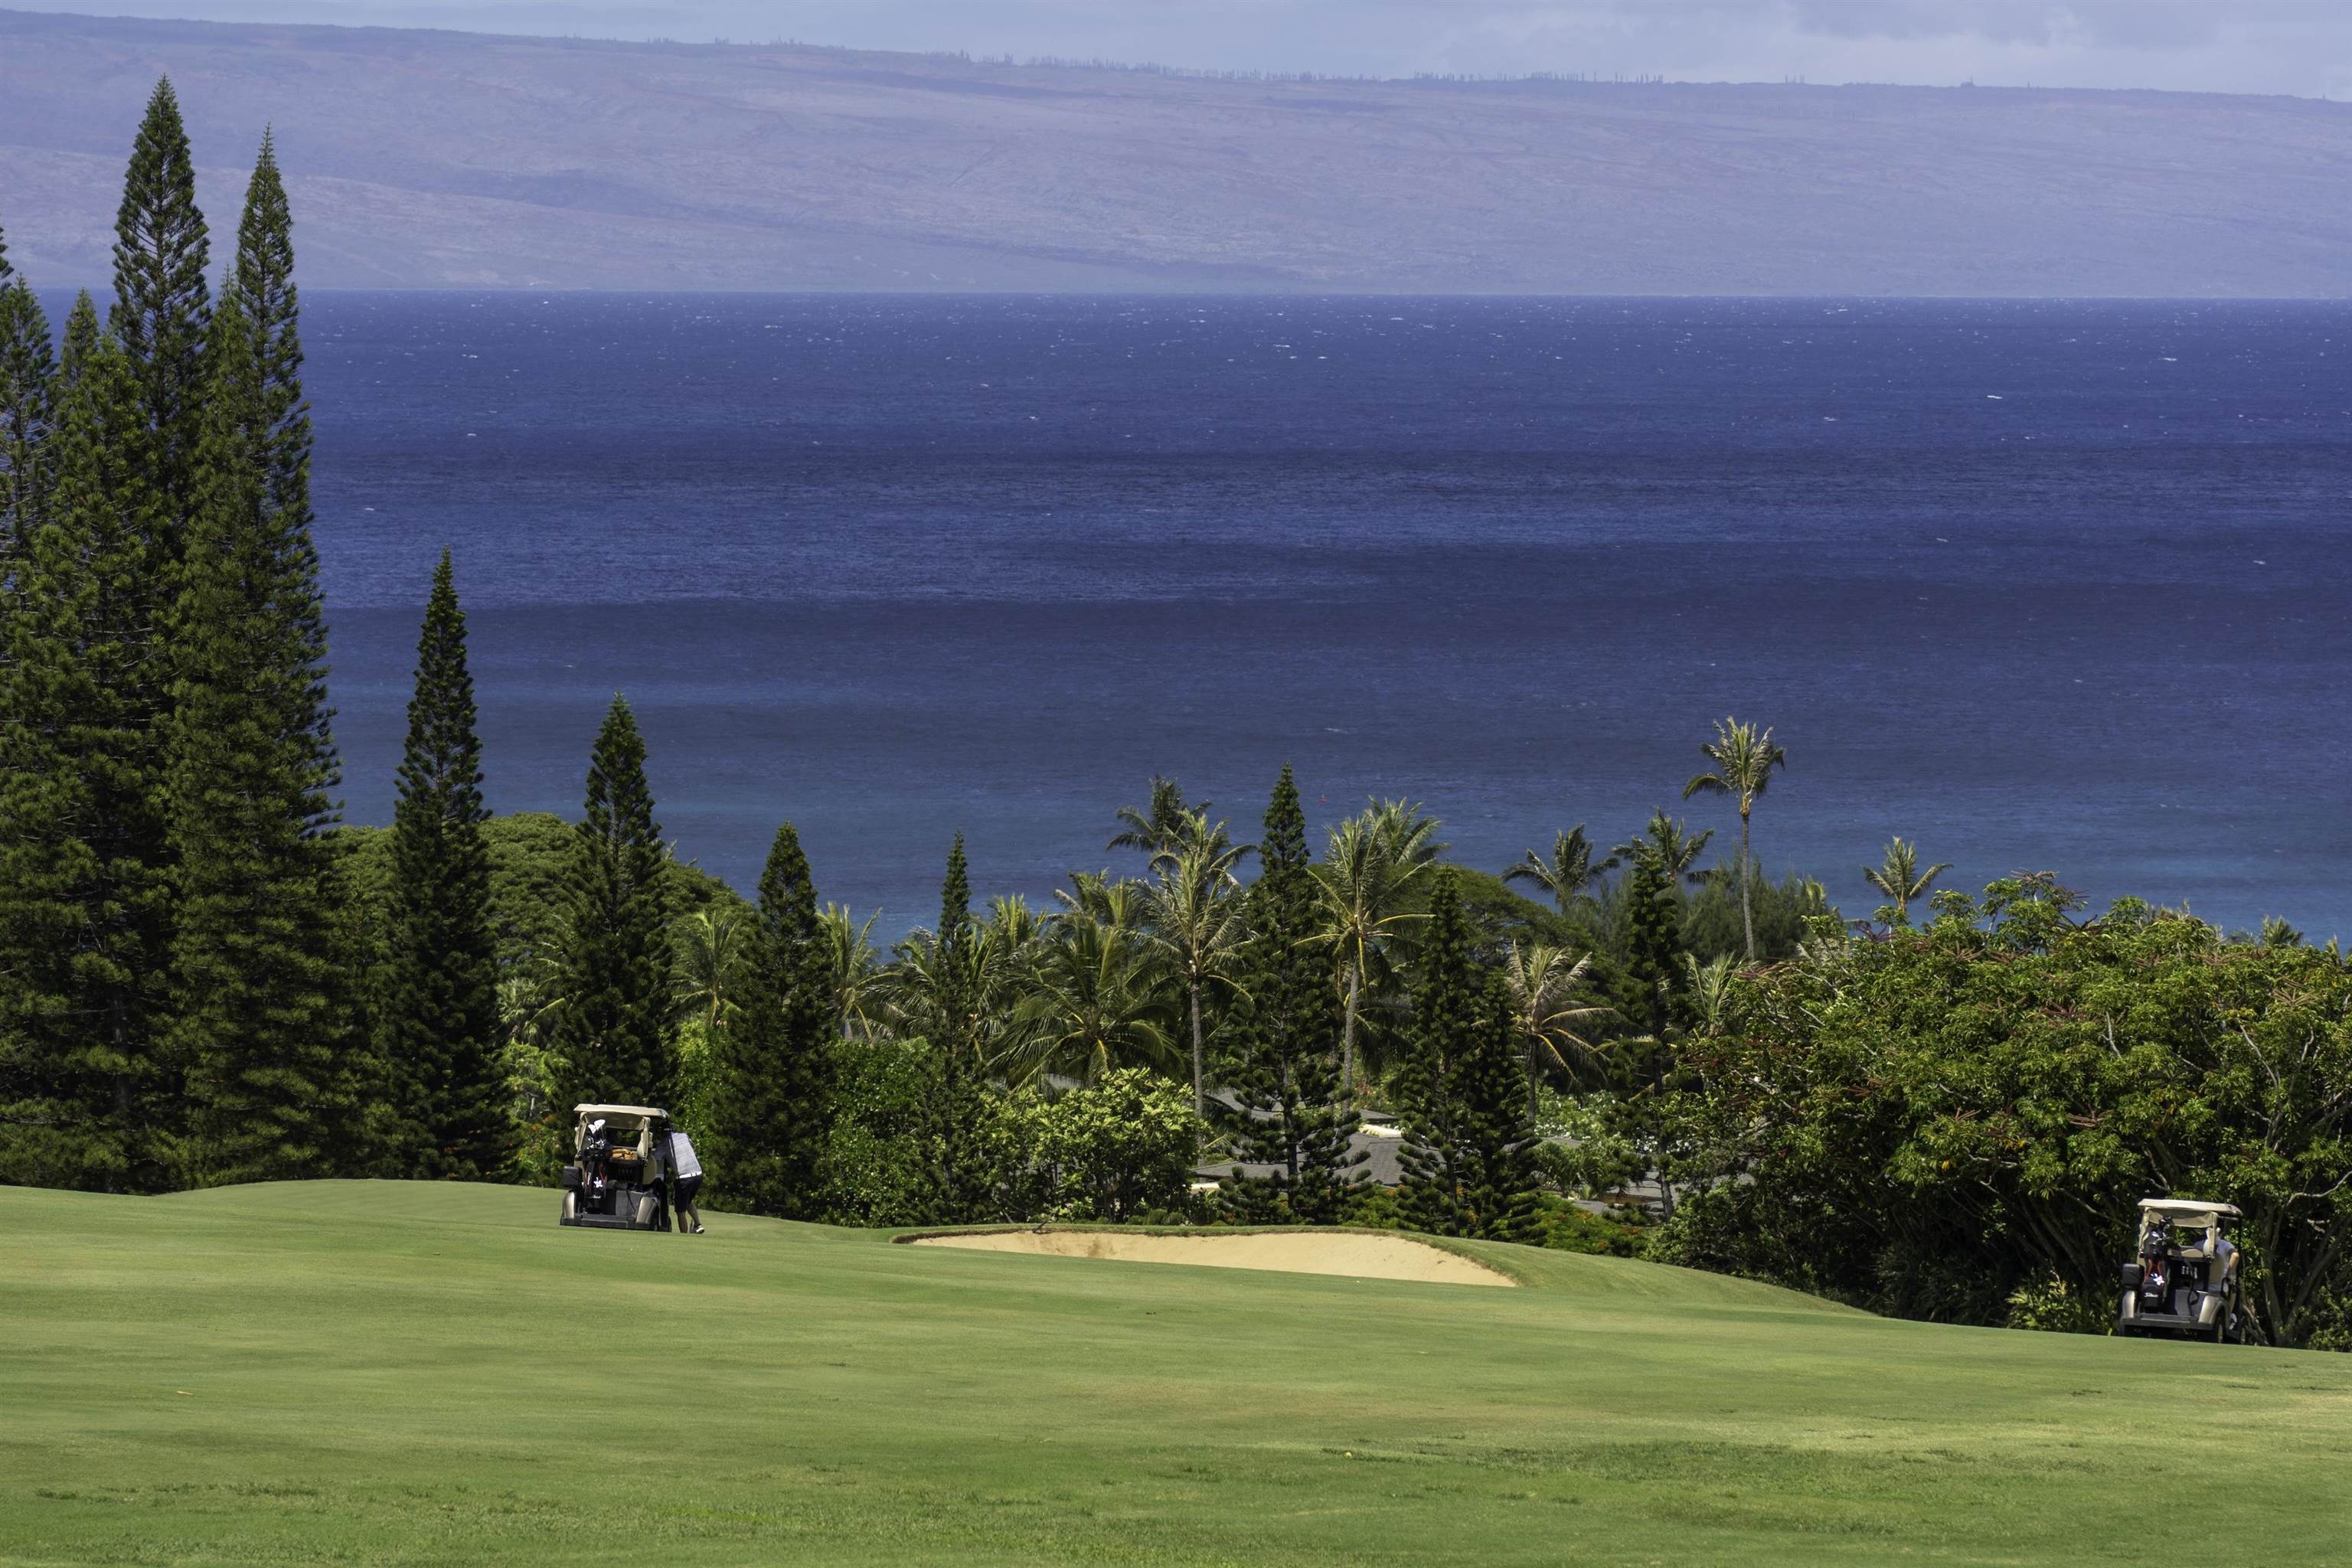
[1031,1069,1202,1223]
[2005,1273,2112,1336]
[820,1036,937,1227]
[1338,1184,1403,1230]
[1532,1194,1646,1256]
[1531,1089,1648,1199]
[818,1063,1206,1227]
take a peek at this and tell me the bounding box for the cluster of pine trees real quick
[0,86,830,1212]
[0,83,348,1191]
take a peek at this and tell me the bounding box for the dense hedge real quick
[1645,877,2352,1348]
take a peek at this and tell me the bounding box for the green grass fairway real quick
[8,1184,2350,1566]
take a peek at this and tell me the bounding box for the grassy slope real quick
[5,1183,2349,1566]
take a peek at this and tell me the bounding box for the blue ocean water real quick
[273,294,2348,935]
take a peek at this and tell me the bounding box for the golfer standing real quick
[666,1127,705,1234]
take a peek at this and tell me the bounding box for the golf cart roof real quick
[2139,1198,2242,1220]
[574,1103,668,1121]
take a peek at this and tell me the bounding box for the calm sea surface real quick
[235,295,2352,933]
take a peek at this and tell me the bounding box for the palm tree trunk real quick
[1738,806,1756,960]
[1342,961,1362,1104]
[1282,1073,1301,1187]
[1189,978,1205,1119]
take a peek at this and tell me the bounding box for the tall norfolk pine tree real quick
[1617,850,1681,1046]
[168,291,351,1185]
[553,697,675,1110]
[0,312,178,1191]
[1220,766,1361,1223]
[710,822,835,1217]
[376,550,502,1178]
[926,834,994,1223]
[110,77,211,527]
[0,222,57,570]
[937,833,973,1025]
[1452,973,1543,1243]
[1394,869,1540,1243]
[168,131,353,1185]
[230,132,314,574]
[1395,868,1478,1236]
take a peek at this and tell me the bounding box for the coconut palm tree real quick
[874,901,1037,1066]
[498,964,561,1096]
[1681,717,1788,960]
[1504,825,1618,916]
[1142,833,1253,1117]
[1499,942,1616,1121]
[1004,908,1180,1087]
[1679,951,1740,1038]
[870,932,949,1042]
[1613,809,1716,885]
[1312,800,1445,1100]
[985,892,1047,950]
[671,905,748,1041]
[495,945,573,1167]
[498,933,568,1050]
[1863,838,1951,925]
[818,903,881,1039]
[1052,871,1152,933]
[1108,776,1210,857]
[1368,799,1446,867]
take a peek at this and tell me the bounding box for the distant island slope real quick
[2,6,2349,295]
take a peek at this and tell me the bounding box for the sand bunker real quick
[906,1228,1515,1286]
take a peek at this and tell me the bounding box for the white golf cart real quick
[558,1103,674,1231]
[2117,1197,2243,1342]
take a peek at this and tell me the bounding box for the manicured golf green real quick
[6,1182,2349,1566]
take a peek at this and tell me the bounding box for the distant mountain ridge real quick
[2,7,2347,295]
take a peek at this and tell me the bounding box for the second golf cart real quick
[558,1103,675,1230]
[2118,1197,2244,1342]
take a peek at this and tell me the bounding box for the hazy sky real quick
[28,1,2352,97]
